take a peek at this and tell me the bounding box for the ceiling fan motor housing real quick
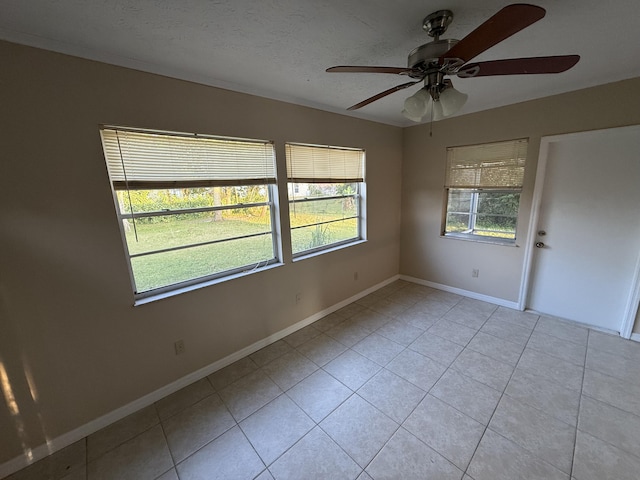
[408,39,459,74]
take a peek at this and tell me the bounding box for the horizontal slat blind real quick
[101,127,276,190]
[445,138,527,188]
[286,143,365,183]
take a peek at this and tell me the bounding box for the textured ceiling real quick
[2,0,639,126]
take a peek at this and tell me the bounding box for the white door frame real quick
[517,126,640,339]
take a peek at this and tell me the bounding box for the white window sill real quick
[441,233,519,247]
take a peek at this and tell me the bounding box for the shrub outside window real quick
[286,143,365,256]
[443,138,528,242]
[100,127,279,298]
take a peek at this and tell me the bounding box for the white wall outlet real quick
[472,269,480,278]
[174,340,186,355]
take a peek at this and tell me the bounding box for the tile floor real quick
[7,280,640,480]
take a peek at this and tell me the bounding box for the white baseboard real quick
[631,333,640,343]
[399,275,520,310]
[0,274,400,479]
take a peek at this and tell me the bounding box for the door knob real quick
[535,242,545,248]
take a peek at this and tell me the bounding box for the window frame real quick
[441,138,528,244]
[285,142,366,258]
[100,126,281,301]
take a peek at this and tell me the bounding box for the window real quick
[443,138,528,242]
[286,143,365,256]
[100,127,279,298]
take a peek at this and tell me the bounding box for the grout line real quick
[460,313,540,477]
[569,327,589,479]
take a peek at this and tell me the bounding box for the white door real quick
[527,127,640,332]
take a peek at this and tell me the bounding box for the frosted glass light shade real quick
[439,86,468,117]
[431,99,445,121]
[402,108,425,122]
[403,88,430,118]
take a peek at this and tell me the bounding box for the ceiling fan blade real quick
[327,66,417,75]
[457,55,580,78]
[440,4,546,64]
[347,81,421,110]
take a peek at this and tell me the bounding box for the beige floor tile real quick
[573,430,640,480]
[286,369,352,422]
[385,348,447,391]
[468,429,568,480]
[87,425,172,480]
[162,393,235,463]
[526,331,587,366]
[366,428,462,480]
[427,319,477,346]
[588,330,640,361]
[451,349,514,392]
[282,324,321,348]
[261,350,318,390]
[480,318,532,346]
[535,316,588,346]
[489,307,539,330]
[87,405,159,461]
[295,333,348,366]
[358,369,426,423]
[375,319,424,346]
[505,368,580,427]
[268,427,361,480]
[579,395,640,457]
[239,395,314,465]
[404,394,484,470]
[352,333,404,366]
[207,356,259,390]
[323,349,381,390]
[250,340,294,367]
[582,368,640,417]
[408,332,464,366]
[6,441,86,480]
[585,346,640,386]
[176,426,265,480]
[320,395,398,468]
[430,369,501,425]
[517,348,584,392]
[466,331,524,366]
[218,370,282,421]
[155,378,215,421]
[489,396,575,473]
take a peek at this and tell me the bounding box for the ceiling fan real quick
[326,4,580,122]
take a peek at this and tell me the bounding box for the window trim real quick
[441,138,528,244]
[100,126,281,300]
[285,142,366,258]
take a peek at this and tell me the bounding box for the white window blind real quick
[286,143,365,183]
[445,138,528,189]
[101,127,276,190]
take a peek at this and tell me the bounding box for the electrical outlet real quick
[174,340,185,355]
[295,292,302,304]
[472,269,480,278]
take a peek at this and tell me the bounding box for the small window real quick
[100,127,279,298]
[286,143,365,257]
[443,138,528,242]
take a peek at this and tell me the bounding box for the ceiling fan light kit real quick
[327,3,580,123]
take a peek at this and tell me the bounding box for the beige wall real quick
[400,77,640,319]
[0,41,403,463]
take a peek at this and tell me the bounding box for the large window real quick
[443,138,528,242]
[101,127,279,298]
[286,143,365,256]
